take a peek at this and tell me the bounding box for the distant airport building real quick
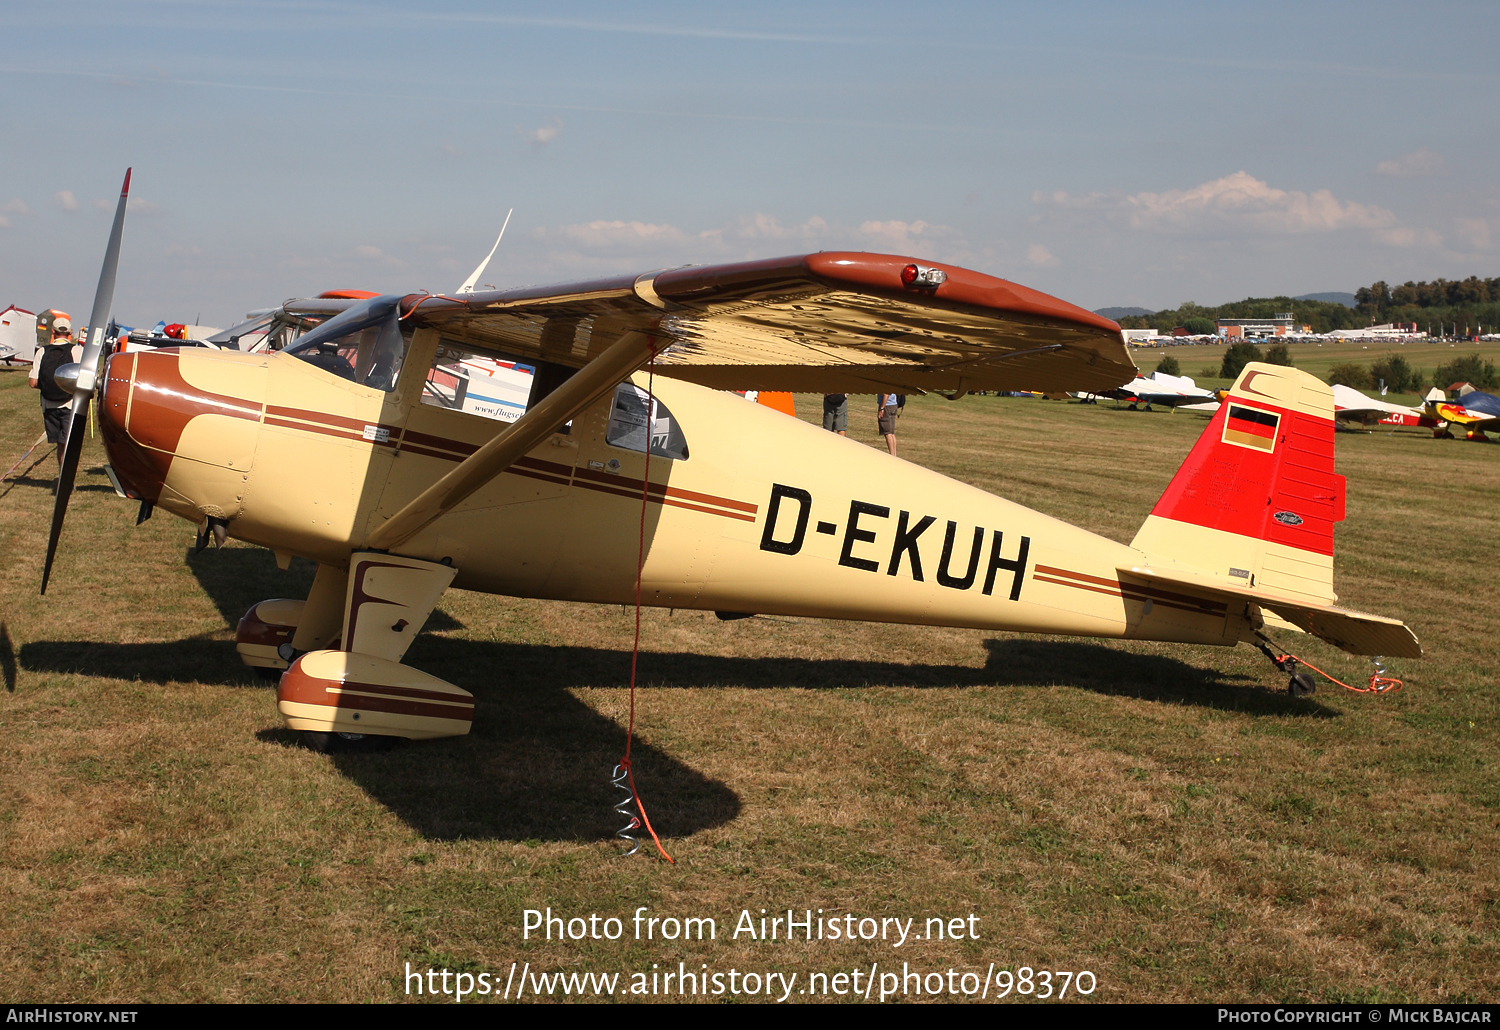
[1216,313,1296,338]
[1122,329,1158,345]
[1327,323,1421,340]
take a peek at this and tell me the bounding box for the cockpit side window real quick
[605,384,689,461]
[420,341,535,423]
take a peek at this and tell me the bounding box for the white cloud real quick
[1375,227,1443,247]
[3,199,31,215]
[92,198,112,212]
[708,213,828,243]
[1035,171,1395,235]
[353,244,386,259]
[1026,244,1059,268]
[52,190,79,211]
[857,219,933,248]
[1376,147,1448,178]
[558,220,686,247]
[1457,218,1491,250]
[523,117,563,146]
[0,216,10,229]
[528,211,972,275]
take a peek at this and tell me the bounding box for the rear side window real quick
[605,384,688,460]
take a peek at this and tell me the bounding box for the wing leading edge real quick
[399,252,1136,396]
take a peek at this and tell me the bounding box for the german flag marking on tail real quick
[1223,404,1280,452]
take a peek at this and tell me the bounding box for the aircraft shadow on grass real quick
[181,546,465,638]
[17,547,1338,841]
[178,545,1331,717]
[1,471,115,499]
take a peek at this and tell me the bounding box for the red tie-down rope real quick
[620,345,674,863]
[1291,651,1404,694]
[1258,633,1404,694]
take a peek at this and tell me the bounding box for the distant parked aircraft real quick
[1084,371,1218,410]
[1425,385,1500,441]
[1329,384,1429,430]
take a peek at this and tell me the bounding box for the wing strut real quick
[365,330,659,552]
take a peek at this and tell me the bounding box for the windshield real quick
[284,305,409,391]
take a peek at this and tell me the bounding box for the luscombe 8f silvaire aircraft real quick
[44,175,1419,751]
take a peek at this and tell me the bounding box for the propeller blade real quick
[41,168,131,595]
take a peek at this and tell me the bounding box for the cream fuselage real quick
[97,333,1246,649]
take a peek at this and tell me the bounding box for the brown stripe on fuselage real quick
[400,426,479,457]
[1035,564,1228,615]
[127,367,759,525]
[265,404,402,440]
[571,476,757,521]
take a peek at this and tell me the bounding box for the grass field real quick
[0,363,1496,1004]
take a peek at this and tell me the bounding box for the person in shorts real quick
[877,392,899,455]
[30,311,81,468]
[822,394,848,435]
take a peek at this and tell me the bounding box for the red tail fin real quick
[1131,363,1345,604]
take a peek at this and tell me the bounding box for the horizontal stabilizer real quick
[1257,602,1419,659]
[1120,563,1420,659]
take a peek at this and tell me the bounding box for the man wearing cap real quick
[29,310,83,470]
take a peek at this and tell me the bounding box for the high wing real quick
[395,252,1136,396]
[291,253,1135,551]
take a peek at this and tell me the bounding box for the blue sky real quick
[2,0,1497,328]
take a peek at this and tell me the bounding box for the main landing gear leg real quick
[276,552,473,752]
[233,562,347,680]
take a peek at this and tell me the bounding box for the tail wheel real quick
[1288,673,1317,697]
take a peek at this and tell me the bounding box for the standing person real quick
[821,393,848,436]
[877,391,899,456]
[29,310,81,469]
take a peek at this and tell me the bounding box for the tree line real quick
[1356,277,1500,314]
[1154,345,1496,393]
[1120,277,1500,336]
[1118,298,1365,336]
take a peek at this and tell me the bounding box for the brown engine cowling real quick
[99,348,267,527]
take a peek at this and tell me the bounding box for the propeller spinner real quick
[40,168,132,595]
